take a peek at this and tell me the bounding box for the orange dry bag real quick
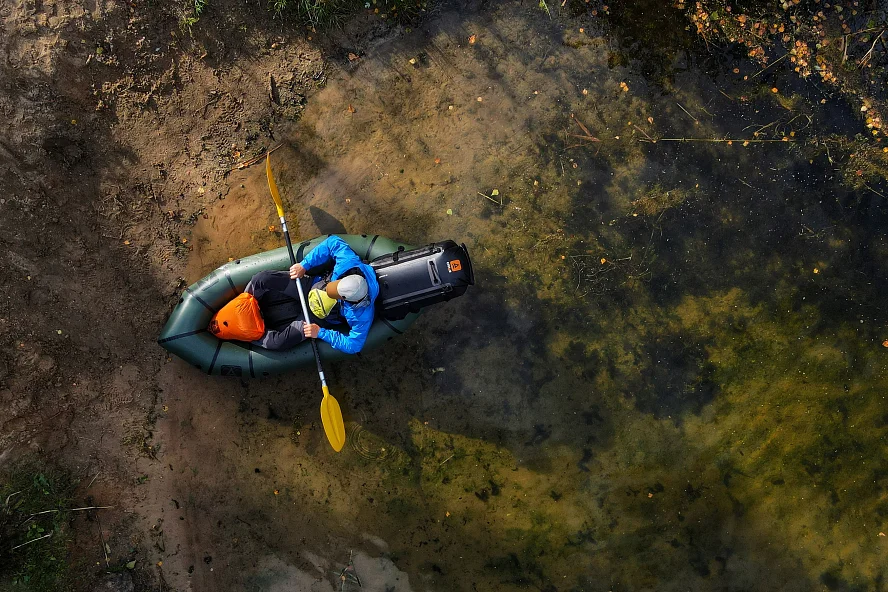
[208,293,265,341]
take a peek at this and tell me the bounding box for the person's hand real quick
[289,263,306,279]
[303,323,320,339]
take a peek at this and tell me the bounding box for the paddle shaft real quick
[278,217,328,388]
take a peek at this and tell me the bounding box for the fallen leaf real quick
[491,189,500,196]
[446,208,453,215]
[647,116,654,124]
[468,34,476,44]
[348,52,359,61]
[126,561,136,569]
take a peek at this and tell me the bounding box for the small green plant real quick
[180,0,209,34]
[538,0,551,19]
[1,462,76,591]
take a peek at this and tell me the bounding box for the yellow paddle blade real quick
[320,385,346,452]
[266,153,285,219]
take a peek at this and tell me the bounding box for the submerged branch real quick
[643,138,796,143]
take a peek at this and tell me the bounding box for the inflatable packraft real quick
[158,234,474,377]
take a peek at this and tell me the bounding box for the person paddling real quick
[288,235,379,355]
[209,235,378,353]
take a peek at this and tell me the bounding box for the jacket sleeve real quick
[318,322,369,355]
[299,236,359,272]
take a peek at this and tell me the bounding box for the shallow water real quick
[182,1,888,589]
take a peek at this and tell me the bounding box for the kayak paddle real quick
[266,153,346,452]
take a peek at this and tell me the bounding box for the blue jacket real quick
[299,236,379,354]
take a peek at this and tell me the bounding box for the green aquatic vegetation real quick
[511,278,888,586]
[671,293,888,582]
[629,184,694,217]
[815,135,888,191]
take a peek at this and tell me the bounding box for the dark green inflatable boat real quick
[158,234,474,377]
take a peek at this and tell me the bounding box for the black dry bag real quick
[370,240,475,320]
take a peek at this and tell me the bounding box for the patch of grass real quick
[271,0,427,28]
[271,0,359,28]
[0,461,76,592]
